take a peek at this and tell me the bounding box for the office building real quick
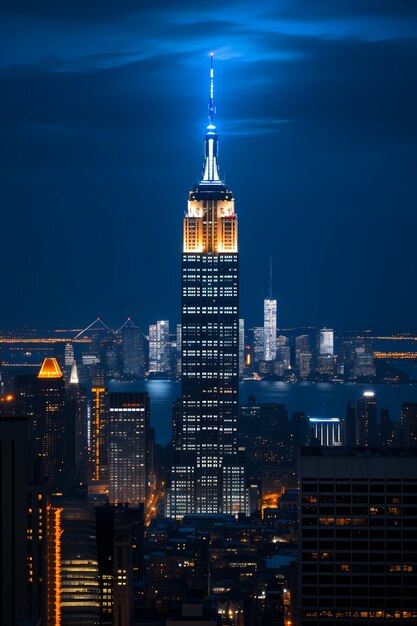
[264,298,277,361]
[119,317,146,379]
[308,417,342,446]
[90,370,109,483]
[316,328,334,376]
[401,402,417,447]
[253,326,265,363]
[35,358,66,489]
[299,447,417,624]
[167,57,245,517]
[109,392,150,506]
[296,335,312,380]
[318,328,334,356]
[355,390,377,447]
[353,340,376,379]
[149,320,171,374]
[274,334,291,377]
[0,415,47,625]
[59,500,100,625]
[64,342,75,366]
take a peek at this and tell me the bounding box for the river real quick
[108,380,417,444]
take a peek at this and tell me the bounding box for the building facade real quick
[109,392,150,506]
[298,447,417,624]
[167,57,246,518]
[263,298,277,361]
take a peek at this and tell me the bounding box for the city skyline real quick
[1,2,417,331]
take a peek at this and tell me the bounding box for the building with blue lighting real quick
[167,57,246,518]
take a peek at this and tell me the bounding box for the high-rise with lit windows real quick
[298,447,417,624]
[109,391,150,506]
[167,56,246,518]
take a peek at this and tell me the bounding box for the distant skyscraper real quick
[264,256,277,362]
[318,328,334,355]
[264,299,277,361]
[65,361,88,494]
[401,402,417,447]
[119,318,146,379]
[353,339,376,379]
[298,447,417,624]
[275,335,291,377]
[90,370,108,483]
[167,57,245,518]
[316,328,334,376]
[64,342,75,366]
[149,320,171,374]
[36,357,66,489]
[109,392,150,506]
[355,390,377,447]
[295,335,312,380]
[253,327,265,363]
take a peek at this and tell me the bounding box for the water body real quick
[110,380,417,444]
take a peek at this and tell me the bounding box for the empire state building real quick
[167,57,246,518]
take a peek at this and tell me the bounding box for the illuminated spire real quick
[69,361,79,385]
[202,53,221,183]
[38,358,63,379]
[208,52,215,125]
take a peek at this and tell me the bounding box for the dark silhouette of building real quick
[401,402,417,447]
[0,415,48,625]
[355,391,377,447]
[119,317,146,379]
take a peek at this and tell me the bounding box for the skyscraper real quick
[295,334,312,380]
[264,298,277,361]
[36,358,66,490]
[264,257,277,362]
[298,447,417,624]
[109,391,150,506]
[316,328,334,376]
[167,56,245,518]
[355,390,377,447]
[401,402,417,447]
[148,320,171,375]
[119,318,146,379]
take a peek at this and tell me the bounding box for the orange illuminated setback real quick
[38,358,63,379]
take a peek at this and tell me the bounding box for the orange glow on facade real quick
[38,358,63,379]
[92,387,105,481]
[47,505,63,626]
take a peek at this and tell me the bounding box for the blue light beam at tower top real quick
[208,53,216,128]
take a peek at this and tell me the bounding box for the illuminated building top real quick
[37,357,63,379]
[183,54,237,255]
[69,361,79,385]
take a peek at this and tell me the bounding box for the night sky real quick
[1,1,416,332]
